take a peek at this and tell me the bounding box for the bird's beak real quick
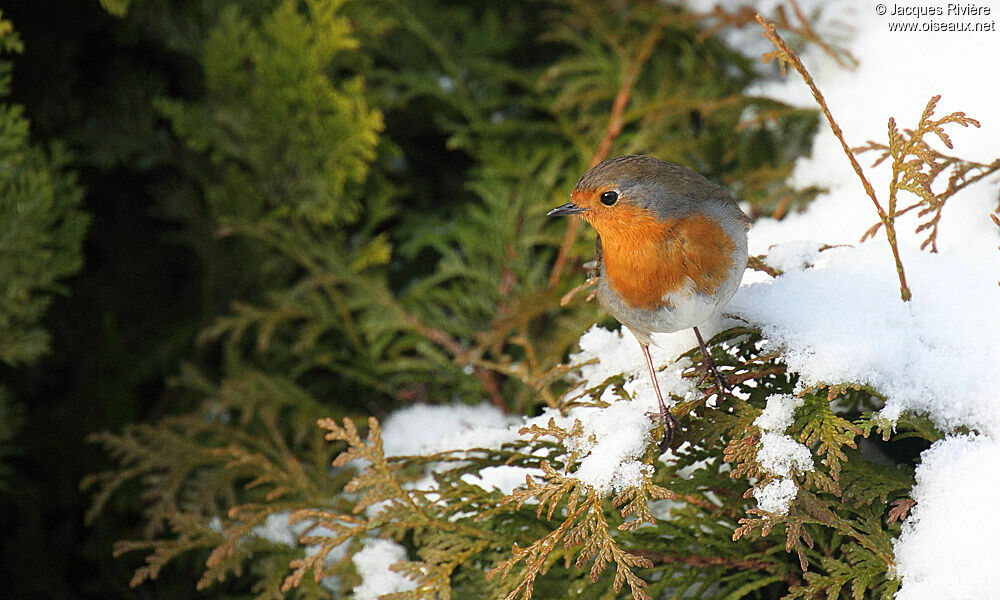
[547,202,586,217]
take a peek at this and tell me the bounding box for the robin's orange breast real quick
[592,205,735,310]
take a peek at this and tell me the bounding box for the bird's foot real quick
[691,326,731,396]
[706,362,730,395]
[646,406,679,453]
[689,358,730,395]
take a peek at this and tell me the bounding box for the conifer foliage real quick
[55,0,997,599]
[0,14,88,367]
[0,13,88,487]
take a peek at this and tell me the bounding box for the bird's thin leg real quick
[640,342,675,448]
[693,326,728,393]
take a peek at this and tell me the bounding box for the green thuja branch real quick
[486,462,665,600]
[727,383,912,597]
[157,0,382,226]
[93,319,929,599]
[282,416,517,597]
[0,12,87,491]
[0,14,88,365]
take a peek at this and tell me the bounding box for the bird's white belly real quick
[659,280,727,329]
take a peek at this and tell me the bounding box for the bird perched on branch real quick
[549,155,750,444]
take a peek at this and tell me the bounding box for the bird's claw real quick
[688,360,730,395]
[709,369,730,395]
[646,408,679,453]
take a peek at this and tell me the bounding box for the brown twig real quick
[786,0,856,69]
[693,1,857,69]
[402,313,507,412]
[721,365,787,387]
[771,192,792,220]
[747,255,782,277]
[559,277,598,306]
[547,18,669,289]
[755,14,913,302]
[915,162,998,252]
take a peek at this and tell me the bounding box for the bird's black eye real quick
[600,191,619,206]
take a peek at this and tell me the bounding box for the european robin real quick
[549,155,750,443]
